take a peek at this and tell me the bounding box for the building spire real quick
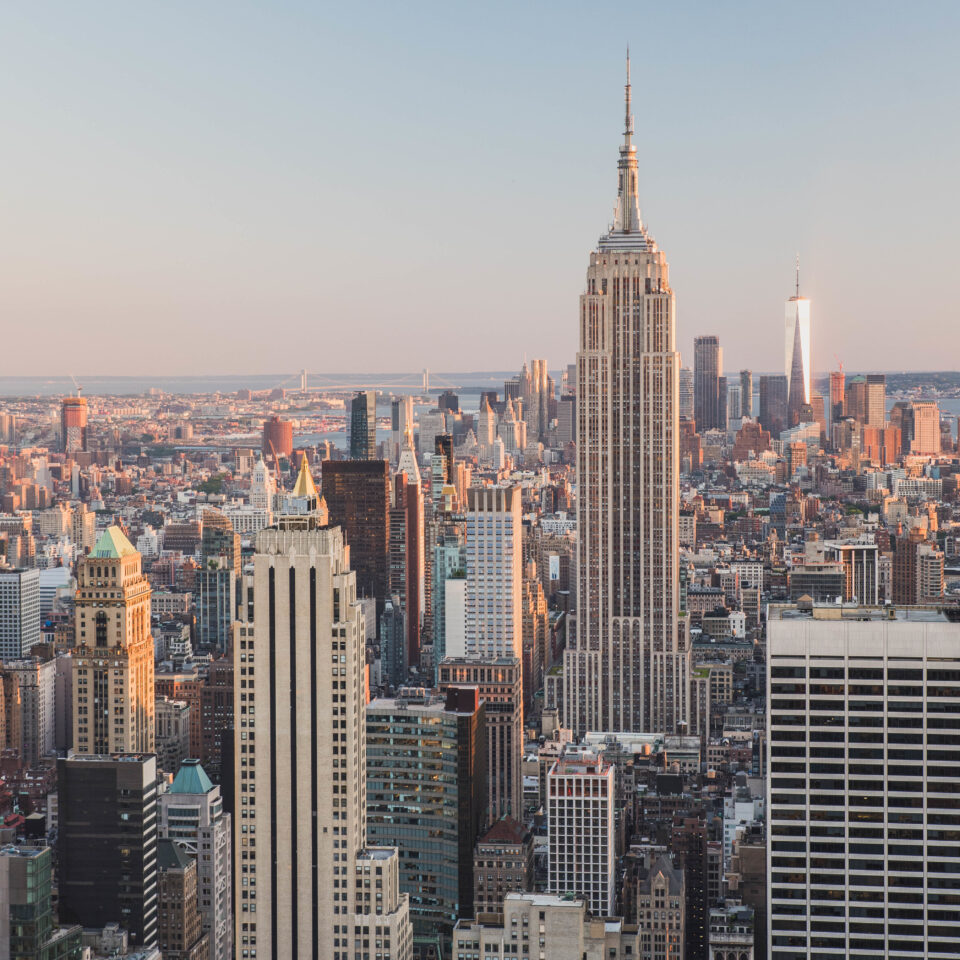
[795,253,800,298]
[611,48,643,237]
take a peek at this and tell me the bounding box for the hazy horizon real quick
[3,1,959,377]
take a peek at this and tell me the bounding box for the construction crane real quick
[833,354,843,374]
[267,439,283,489]
[69,373,83,397]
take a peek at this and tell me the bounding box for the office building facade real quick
[767,603,960,958]
[547,754,616,917]
[439,657,523,821]
[58,753,159,948]
[366,688,486,946]
[0,568,40,661]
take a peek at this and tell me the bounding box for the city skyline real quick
[4,1,960,376]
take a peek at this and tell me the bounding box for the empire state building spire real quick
[613,50,643,237]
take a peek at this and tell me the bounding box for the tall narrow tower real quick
[72,527,155,754]
[234,460,412,959]
[563,57,689,736]
[785,261,812,427]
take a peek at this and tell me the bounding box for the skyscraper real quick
[390,396,414,465]
[679,367,694,419]
[233,462,412,959]
[389,469,424,673]
[829,368,845,433]
[758,374,788,438]
[350,390,377,459]
[785,270,812,427]
[198,511,240,652]
[465,486,522,660]
[739,369,753,418]
[439,657,523,822]
[694,336,722,431]
[366,687,486,949]
[322,459,392,622]
[563,58,689,736]
[547,753,615,917]
[72,527,155,754]
[60,395,87,453]
[58,753,159,948]
[767,603,960,958]
[0,568,40,661]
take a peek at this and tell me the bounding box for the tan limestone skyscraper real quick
[72,526,155,753]
[234,458,412,960]
[563,57,689,736]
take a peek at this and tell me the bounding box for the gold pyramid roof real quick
[292,453,318,499]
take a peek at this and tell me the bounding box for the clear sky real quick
[3,1,958,377]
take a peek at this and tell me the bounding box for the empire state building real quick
[563,58,689,736]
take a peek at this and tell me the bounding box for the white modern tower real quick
[785,261,812,425]
[562,56,689,736]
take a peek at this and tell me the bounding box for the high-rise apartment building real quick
[366,687,486,947]
[694,336,723,431]
[563,60,689,736]
[679,367,695,419]
[159,759,233,960]
[0,568,40,661]
[785,277,812,428]
[350,390,378,459]
[322,459,391,623]
[58,753,159,948]
[767,603,960,958]
[758,375,788,438]
[465,486,522,660]
[439,657,523,821]
[892,529,945,604]
[60,396,88,453]
[4,658,55,765]
[547,753,615,917]
[233,465,412,959]
[740,369,753,418]
[72,527,154,754]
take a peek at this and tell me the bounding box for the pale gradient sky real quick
[2,1,958,377]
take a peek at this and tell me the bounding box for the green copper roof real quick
[169,759,214,795]
[92,525,138,559]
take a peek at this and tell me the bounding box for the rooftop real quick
[92,525,138,559]
[169,758,214,795]
[769,602,960,623]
